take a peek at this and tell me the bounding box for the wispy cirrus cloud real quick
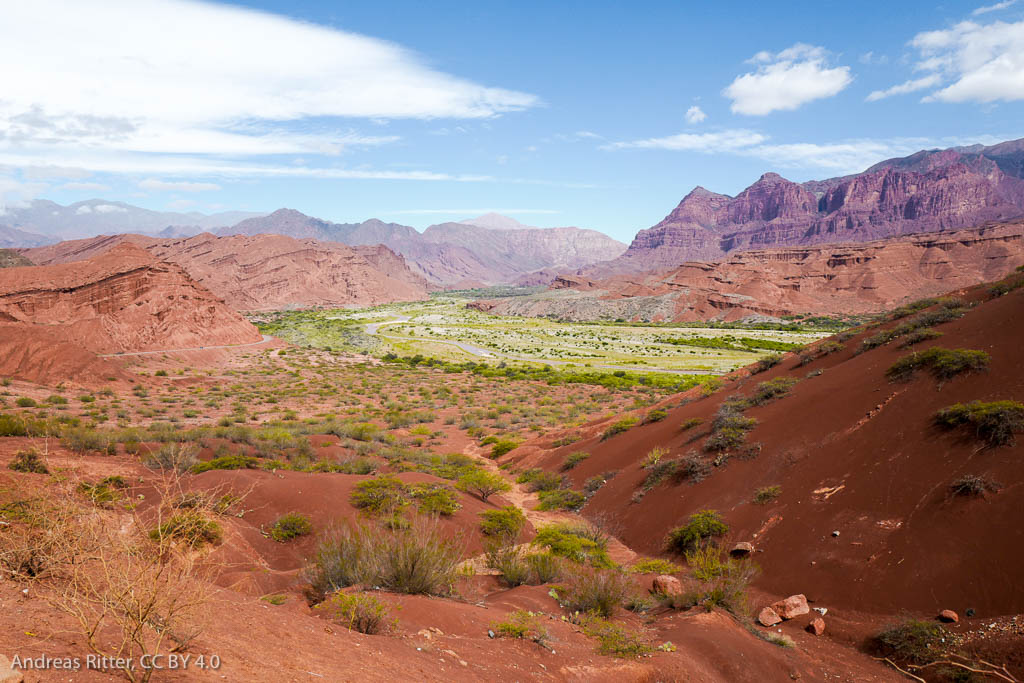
[723,44,853,115]
[603,129,767,152]
[138,179,221,192]
[973,0,1018,15]
[604,129,1006,174]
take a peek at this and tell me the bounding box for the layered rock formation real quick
[25,233,429,311]
[478,221,1024,322]
[0,242,261,354]
[219,209,626,287]
[590,138,1024,276]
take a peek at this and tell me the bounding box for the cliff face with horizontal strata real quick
[478,222,1024,322]
[0,242,261,353]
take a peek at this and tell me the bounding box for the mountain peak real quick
[459,213,534,231]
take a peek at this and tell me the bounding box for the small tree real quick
[456,469,511,502]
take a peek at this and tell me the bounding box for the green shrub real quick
[873,620,947,664]
[680,417,703,431]
[797,339,844,365]
[456,469,511,502]
[525,552,562,583]
[671,545,756,615]
[8,449,48,474]
[270,512,313,542]
[516,468,565,492]
[46,395,68,405]
[934,400,1024,447]
[351,475,410,515]
[306,518,461,598]
[150,511,222,547]
[561,450,589,471]
[705,407,757,452]
[408,483,461,516]
[491,610,549,645]
[555,564,633,617]
[533,523,612,568]
[489,439,520,458]
[898,328,943,348]
[479,505,526,538]
[536,489,586,512]
[644,409,667,423]
[486,542,532,587]
[579,616,652,658]
[753,485,781,504]
[641,446,667,469]
[601,416,638,440]
[628,558,682,574]
[15,397,36,408]
[640,457,678,491]
[315,591,394,634]
[949,474,1000,496]
[189,452,255,473]
[61,426,112,454]
[78,476,128,506]
[748,377,799,405]
[752,353,784,374]
[665,510,728,554]
[886,347,989,382]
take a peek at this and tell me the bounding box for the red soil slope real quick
[0,242,261,354]
[504,274,1024,618]
[23,232,429,310]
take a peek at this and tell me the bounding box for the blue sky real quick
[1,0,1022,240]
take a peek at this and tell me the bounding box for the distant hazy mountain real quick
[218,208,627,287]
[0,199,265,244]
[0,224,52,248]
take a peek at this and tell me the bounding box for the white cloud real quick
[0,0,538,176]
[75,204,127,215]
[605,129,1006,174]
[603,129,768,152]
[866,74,943,101]
[386,208,560,215]
[903,19,1024,103]
[139,178,221,192]
[859,51,889,65]
[685,106,707,124]
[60,181,111,192]
[723,43,853,115]
[973,0,1018,15]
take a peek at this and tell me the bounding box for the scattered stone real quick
[20,588,28,597]
[831,530,840,537]
[813,607,828,616]
[939,610,959,623]
[652,574,683,596]
[771,594,810,620]
[417,629,433,640]
[807,618,826,636]
[758,606,782,627]
[487,629,495,639]
[729,542,754,557]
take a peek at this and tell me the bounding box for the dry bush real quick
[6,473,224,682]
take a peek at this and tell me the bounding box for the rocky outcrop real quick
[0,242,261,354]
[24,233,430,311]
[481,221,1024,322]
[589,138,1024,276]
[0,249,32,268]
